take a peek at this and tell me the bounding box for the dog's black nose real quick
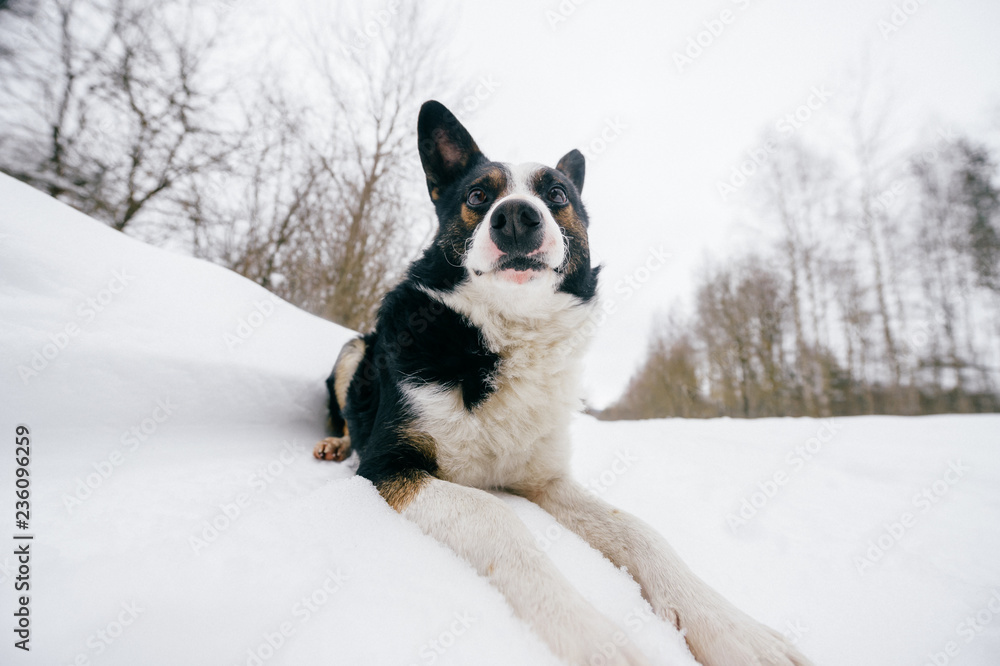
[490,199,543,254]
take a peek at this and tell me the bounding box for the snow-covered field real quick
[2,171,999,666]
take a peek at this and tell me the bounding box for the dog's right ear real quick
[417,101,484,201]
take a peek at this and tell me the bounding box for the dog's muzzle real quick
[489,199,544,256]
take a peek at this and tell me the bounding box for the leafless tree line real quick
[605,107,1000,420]
[1,0,441,331]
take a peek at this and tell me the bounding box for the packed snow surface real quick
[2,173,999,666]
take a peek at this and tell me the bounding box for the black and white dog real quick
[314,101,811,666]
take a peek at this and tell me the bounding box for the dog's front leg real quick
[527,478,812,666]
[378,471,650,666]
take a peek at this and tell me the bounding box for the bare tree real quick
[602,313,708,420]
[756,138,836,416]
[909,137,1000,407]
[173,3,444,332]
[844,74,913,408]
[0,0,236,234]
[301,2,440,330]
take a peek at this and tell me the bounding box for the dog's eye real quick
[467,188,487,206]
[547,186,568,205]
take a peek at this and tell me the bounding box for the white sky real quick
[252,0,1000,408]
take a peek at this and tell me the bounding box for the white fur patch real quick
[406,281,598,490]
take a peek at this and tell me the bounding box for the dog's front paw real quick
[683,609,811,666]
[313,436,351,461]
[564,616,652,666]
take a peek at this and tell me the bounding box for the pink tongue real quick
[498,269,535,284]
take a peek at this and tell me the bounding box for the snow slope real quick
[1,172,999,666]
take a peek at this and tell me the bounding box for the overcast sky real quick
[267,0,1000,408]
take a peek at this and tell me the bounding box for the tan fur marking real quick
[484,166,506,192]
[461,205,479,228]
[373,428,438,510]
[334,337,366,408]
[398,428,437,461]
[552,206,589,275]
[376,470,431,512]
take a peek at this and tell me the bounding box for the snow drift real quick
[1,172,999,665]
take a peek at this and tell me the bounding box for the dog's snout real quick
[492,200,540,230]
[490,199,543,254]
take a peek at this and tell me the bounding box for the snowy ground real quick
[2,172,999,666]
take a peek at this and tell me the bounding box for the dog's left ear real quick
[417,100,484,201]
[556,149,585,194]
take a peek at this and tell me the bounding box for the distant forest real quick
[601,129,1000,420]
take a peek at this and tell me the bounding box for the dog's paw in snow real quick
[684,609,812,666]
[313,436,351,462]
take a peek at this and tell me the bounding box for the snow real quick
[1,170,999,666]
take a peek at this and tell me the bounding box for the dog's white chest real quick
[403,287,596,489]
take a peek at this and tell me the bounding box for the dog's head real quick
[415,100,597,303]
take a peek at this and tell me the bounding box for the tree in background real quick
[0,0,445,333]
[957,140,1000,295]
[601,314,709,421]
[0,0,235,233]
[756,138,837,416]
[604,130,1000,420]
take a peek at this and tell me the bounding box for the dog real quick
[313,100,812,666]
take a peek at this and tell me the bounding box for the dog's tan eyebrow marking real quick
[484,167,506,192]
[469,166,507,194]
